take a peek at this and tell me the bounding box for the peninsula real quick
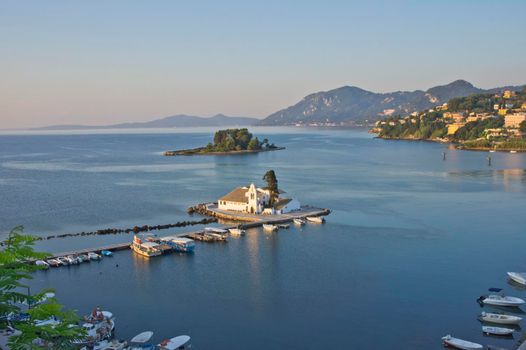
[370,87,526,152]
[164,128,284,156]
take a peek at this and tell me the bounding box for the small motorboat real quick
[510,150,517,153]
[507,272,526,286]
[57,257,70,266]
[229,228,246,236]
[78,254,90,262]
[101,250,113,257]
[293,218,305,225]
[158,335,191,350]
[47,259,62,267]
[479,289,525,307]
[89,339,127,350]
[278,224,290,229]
[204,227,228,234]
[306,216,324,223]
[66,255,79,265]
[482,326,514,336]
[35,260,49,269]
[262,224,278,231]
[88,252,102,261]
[127,331,154,350]
[479,312,522,325]
[161,237,196,252]
[441,335,482,349]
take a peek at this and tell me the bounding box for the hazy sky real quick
[1,0,525,128]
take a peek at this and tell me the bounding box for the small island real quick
[371,87,526,152]
[164,128,284,156]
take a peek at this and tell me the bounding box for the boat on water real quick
[478,288,525,307]
[101,250,113,257]
[76,308,115,346]
[127,331,154,350]
[35,260,49,269]
[78,254,90,262]
[293,218,306,225]
[86,339,127,350]
[158,335,191,350]
[131,236,162,257]
[46,258,62,267]
[57,257,70,266]
[278,224,290,229]
[507,272,526,286]
[35,316,60,327]
[510,150,517,153]
[229,228,246,236]
[478,312,522,325]
[482,326,514,336]
[162,237,195,252]
[306,216,324,223]
[441,335,482,349]
[263,224,278,231]
[204,227,228,234]
[88,252,102,260]
[66,255,79,265]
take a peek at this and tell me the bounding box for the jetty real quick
[47,206,330,259]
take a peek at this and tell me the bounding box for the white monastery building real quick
[218,183,300,215]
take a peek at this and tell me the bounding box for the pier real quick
[48,206,330,259]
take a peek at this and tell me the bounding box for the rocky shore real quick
[164,147,285,156]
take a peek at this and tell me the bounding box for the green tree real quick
[247,137,261,151]
[262,170,278,205]
[1,226,86,349]
[520,120,526,134]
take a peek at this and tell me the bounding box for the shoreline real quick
[164,147,285,156]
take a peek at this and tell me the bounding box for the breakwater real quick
[0,217,217,246]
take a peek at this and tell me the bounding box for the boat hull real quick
[507,272,526,286]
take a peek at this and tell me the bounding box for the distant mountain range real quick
[38,114,259,130]
[257,80,525,125]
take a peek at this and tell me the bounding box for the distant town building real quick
[503,90,515,99]
[218,183,300,215]
[447,123,465,135]
[521,102,526,110]
[443,112,465,123]
[504,113,526,128]
[498,109,508,116]
[484,128,507,139]
[494,104,500,111]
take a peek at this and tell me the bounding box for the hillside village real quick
[371,87,526,151]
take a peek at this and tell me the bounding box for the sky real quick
[1,0,525,128]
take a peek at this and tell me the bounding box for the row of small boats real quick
[442,272,526,349]
[262,216,325,232]
[36,250,113,269]
[89,331,191,350]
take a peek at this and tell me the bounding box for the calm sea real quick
[1,127,525,349]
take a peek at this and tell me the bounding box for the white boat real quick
[293,218,305,225]
[479,312,522,325]
[57,257,70,266]
[489,150,496,153]
[88,252,102,260]
[161,237,195,252]
[481,294,525,307]
[66,255,79,265]
[205,227,228,234]
[91,339,127,350]
[229,228,246,236]
[35,260,49,269]
[507,272,526,286]
[441,335,483,350]
[158,335,191,350]
[35,316,60,327]
[510,150,517,153]
[131,236,162,257]
[482,326,514,336]
[127,331,154,350]
[306,216,324,223]
[263,224,277,231]
[47,258,62,267]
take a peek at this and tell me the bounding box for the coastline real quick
[164,146,285,156]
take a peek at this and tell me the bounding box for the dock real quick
[48,207,330,259]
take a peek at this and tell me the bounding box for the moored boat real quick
[478,312,522,325]
[128,331,154,349]
[204,227,228,234]
[101,250,113,257]
[479,291,525,307]
[78,254,90,262]
[306,216,324,223]
[229,228,246,236]
[441,335,483,349]
[47,258,62,267]
[57,257,70,266]
[131,236,162,257]
[507,272,526,286]
[293,218,306,225]
[35,260,49,269]
[263,224,277,231]
[88,252,102,260]
[161,237,195,252]
[482,326,514,336]
[158,335,191,350]
[278,224,290,229]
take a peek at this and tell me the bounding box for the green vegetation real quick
[262,170,278,205]
[453,116,504,140]
[1,226,86,349]
[496,139,526,150]
[377,112,447,140]
[166,128,282,155]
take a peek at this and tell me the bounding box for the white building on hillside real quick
[217,183,300,215]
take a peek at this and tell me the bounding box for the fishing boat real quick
[35,260,49,269]
[278,224,290,229]
[263,224,278,231]
[293,218,306,225]
[478,312,522,325]
[101,250,113,257]
[88,252,102,260]
[131,236,162,257]
[158,335,191,350]
[306,216,324,223]
[127,331,154,350]
[162,237,195,252]
[229,228,246,236]
[57,257,70,266]
[507,272,526,286]
[482,326,514,336]
[47,258,62,267]
[479,288,525,307]
[441,335,483,349]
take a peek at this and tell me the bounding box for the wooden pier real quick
[48,208,330,259]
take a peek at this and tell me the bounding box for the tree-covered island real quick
[370,87,526,151]
[164,128,284,156]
